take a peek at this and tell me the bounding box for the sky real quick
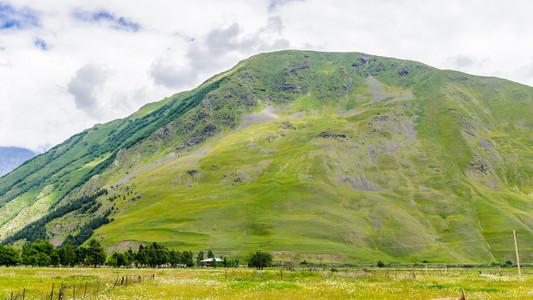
[1,0,533,152]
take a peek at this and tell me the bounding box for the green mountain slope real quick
[1,50,532,263]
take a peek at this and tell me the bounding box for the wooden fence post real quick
[58,284,65,300]
[50,283,54,300]
[514,229,521,276]
[84,282,87,297]
[412,266,416,279]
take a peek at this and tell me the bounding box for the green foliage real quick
[248,251,273,270]
[224,257,240,268]
[130,242,193,267]
[0,245,20,266]
[21,239,55,266]
[61,240,76,266]
[196,250,204,265]
[108,251,129,267]
[182,250,195,267]
[86,239,106,266]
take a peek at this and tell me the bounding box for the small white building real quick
[200,258,224,266]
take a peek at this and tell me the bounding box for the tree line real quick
[3,189,109,246]
[0,239,270,269]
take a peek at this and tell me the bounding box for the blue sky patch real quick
[74,9,140,32]
[34,38,48,50]
[0,2,39,30]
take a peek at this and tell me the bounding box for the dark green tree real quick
[108,252,128,267]
[35,252,52,266]
[21,239,54,266]
[116,252,128,267]
[125,248,136,264]
[169,250,181,267]
[31,239,54,254]
[146,242,169,267]
[207,249,214,259]
[248,251,272,270]
[50,250,60,266]
[57,247,66,265]
[197,251,204,265]
[87,239,106,266]
[135,245,148,266]
[108,252,118,267]
[64,240,76,266]
[21,245,39,266]
[75,246,89,265]
[0,245,20,266]
[182,250,194,267]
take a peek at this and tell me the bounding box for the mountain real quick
[1,50,532,263]
[0,147,38,177]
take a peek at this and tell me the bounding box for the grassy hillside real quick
[1,50,532,263]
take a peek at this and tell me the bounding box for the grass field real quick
[0,266,532,299]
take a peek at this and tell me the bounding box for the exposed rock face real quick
[315,131,347,139]
[367,146,377,163]
[279,121,296,130]
[338,174,392,193]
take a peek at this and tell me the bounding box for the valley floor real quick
[0,266,532,299]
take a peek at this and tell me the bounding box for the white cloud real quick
[67,63,109,116]
[1,0,533,152]
[72,9,140,32]
[150,20,289,89]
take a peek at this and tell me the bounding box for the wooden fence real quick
[4,273,155,300]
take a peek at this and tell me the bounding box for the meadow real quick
[0,266,532,299]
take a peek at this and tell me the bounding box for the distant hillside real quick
[0,147,38,177]
[1,51,532,264]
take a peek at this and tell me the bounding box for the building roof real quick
[200,258,224,262]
